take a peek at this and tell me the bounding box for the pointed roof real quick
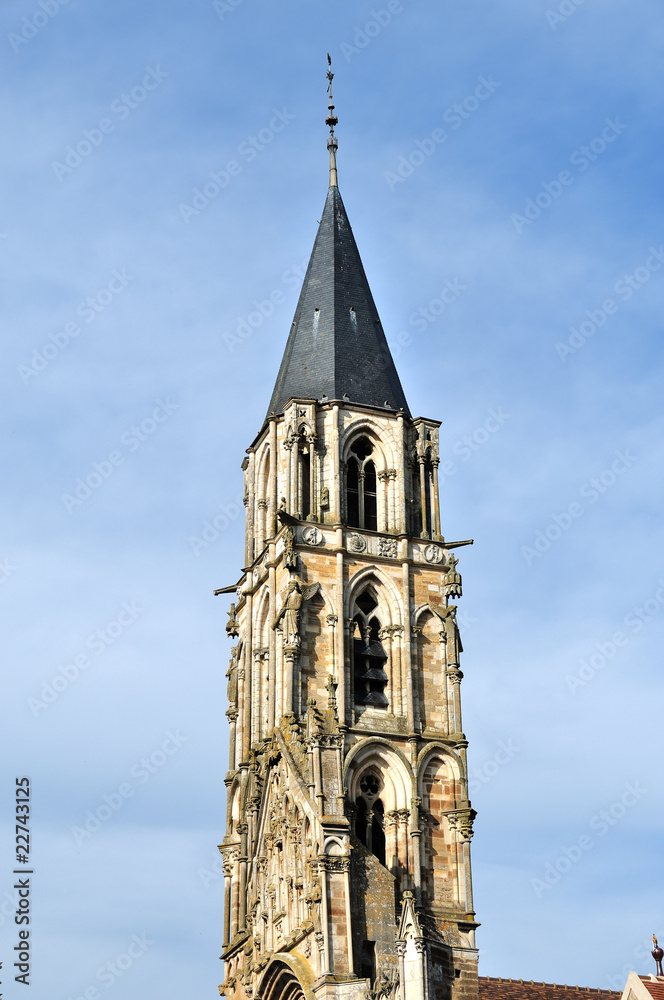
[266,183,411,419]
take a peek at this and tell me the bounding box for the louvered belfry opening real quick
[352,589,388,708]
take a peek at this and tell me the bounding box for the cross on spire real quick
[325,53,338,187]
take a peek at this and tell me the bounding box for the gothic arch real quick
[343,738,413,809]
[259,954,316,1000]
[416,742,465,791]
[341,416,394,469]
[226,776,242,834]
[417,748,463,907]
[344,566,402,626]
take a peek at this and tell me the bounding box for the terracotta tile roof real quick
[637,977,664,1000]
[479,977,621,1000]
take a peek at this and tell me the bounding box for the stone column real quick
[386,809,399,882]
[396,412,407,534]
[227,709,238,772]
[410,796,423,904]
[431,458,441,538]
[319,858,331,975]
[284,437,295,514]
[342,857,354,974]
[449,666,463,736]
[331,404,340,523]
[268,562,276,731]
[418,457,428,538]
[401,561,415,732]
[244,592,253,754]
[397,808,411,889]
[223,861,233,947]
[377,469,389,532]
[269,418,278,537]
[388,469,397,533]
[238,823,248,931]
[335,529,347,728]
[307,434,317,520]
[396,941,407,1000]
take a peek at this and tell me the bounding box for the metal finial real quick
[325,53,338,187]
[653,935,664,976]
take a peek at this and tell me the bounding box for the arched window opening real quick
[360,941,376,985]
[424,449,434,538]
[356,796,368,845]
[347,458,360,526]
[352,589,388,708]
[296,426,313,520]
[355,771,386,868]
[346,437,377,531]
[371,799,386,866]
[411,461,422,537]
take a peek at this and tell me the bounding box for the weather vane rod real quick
[325,53,338,188]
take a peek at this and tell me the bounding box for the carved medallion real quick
[378,537,397,558]
[347,532,366,553]
[424,543,444,564]
[301,525,322,546]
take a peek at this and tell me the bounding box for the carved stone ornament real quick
[424,543,444,564]
[226,603,240,638]
[347,532,366,553]
[301,525,322,546]
[378,537,397,558]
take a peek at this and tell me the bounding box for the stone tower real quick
[217,70,478,1000]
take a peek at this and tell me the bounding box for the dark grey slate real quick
[266,185,411,419]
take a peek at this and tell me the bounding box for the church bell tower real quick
[217,62,479,1000]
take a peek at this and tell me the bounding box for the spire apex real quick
[325,53,338,187]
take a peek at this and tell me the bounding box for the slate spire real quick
[266,62,411,419]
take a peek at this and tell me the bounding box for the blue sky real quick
[1,0,663,996]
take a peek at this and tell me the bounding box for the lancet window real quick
[295,427,314,520]
[346,437,377,531]
[412,444,438,538]
[355,771,386,867]
[352,589,388,708]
